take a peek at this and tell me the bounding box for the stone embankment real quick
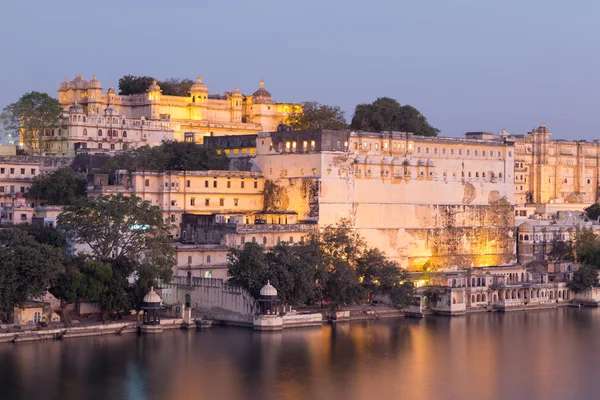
[0,319,184,344]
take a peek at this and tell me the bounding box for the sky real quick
[1,0,599,140]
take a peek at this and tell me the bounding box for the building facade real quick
[252,129,516,269]
[53,74,297,151]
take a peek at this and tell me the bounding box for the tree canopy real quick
[568,265,599,293]
[0,91,64,155]
[584,204,600,222]
[26,167,87,205]
[99,141,229,178]
[350,97,439,136]
[118,75,195,96]
[227,219,414,309]
[0,228,65,316]
[56,194,175,313]
[286,102,348,131]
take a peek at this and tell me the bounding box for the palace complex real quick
[38,75,297,157]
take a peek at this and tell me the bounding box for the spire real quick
[259,79,265,89]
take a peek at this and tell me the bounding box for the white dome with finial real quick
[260,280,278,297]
[143,286,162,303]
[190,76,208,93]
[147,79,161,92]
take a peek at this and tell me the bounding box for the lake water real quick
[1,308,600,400]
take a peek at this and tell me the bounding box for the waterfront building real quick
[54,74,297,150]
[252,129,516,269]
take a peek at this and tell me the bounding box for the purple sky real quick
[1,0,599,140]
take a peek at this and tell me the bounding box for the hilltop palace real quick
[6,73,600,316]
[33,75,297,157]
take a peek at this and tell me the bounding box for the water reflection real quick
[2,309,600,400]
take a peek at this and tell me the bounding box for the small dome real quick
[392,157,403,165]
[381,156,391,165]
[518,222,533,232]
[232,87,243,97]
[190,76,208,93]
[260,280,278,297]
[252,79,273,104]
[59,77,69,91]
[147,79,161,92]
[426,158,434,167]
[143,287,162,304]
[417,159,425,166]
[107,87,116,94]
[69,102,84,114]
[88,74,102,89]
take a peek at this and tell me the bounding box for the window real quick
[474,150,478,156]
[254,181,258,189]
[83,128,87,136]
[227,181,231,188]
[170,215,175,222]
[206,255,211,263]
[417,147,421,153]
[425,147,429,154]
[20,168,25,174]
[310,140,316,150]
[0,168,4,174]
[187,180,191,188]
[191,198,196,206]
[234,198,239,206]
[98,143,102,149]
[33,312,41,324]
[98,129,102,137]
[289,236,294,243]
[110,144,115,150]
[205,180,209,188]
[123,131,127,138]
[458,149,462,156]
[508,151,512,157]
[219,198,224,206]
[263,237,267,245]
[204,270,212,278]
[301,168,305,175]
[466,150,471,156]
[10,168,14,174]
[213,180,217,188]
[205,198,210,206]
[145,179,150,187]
[188,256,192,264]
[451,149,454,155]
[252,237,256,243]
[31,169,35,175]
[241,236,245,244]
[241,181,245,189]
[20,186,25,193]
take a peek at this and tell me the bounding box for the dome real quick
[231,87,243,97]
[260,280,278,297]
[190,76,208,93]
[252,79,273,104]
[147,79,161,92]
[59,77,69,91]
[143,287,162,304]
[518,222,533,232]
[69,102,84,114]
[70,74,88,89]
[88,74,102,89]
[392,157,403,166]
[107,87,116,94]
[381,156,391,165]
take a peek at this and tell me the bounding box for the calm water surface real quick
[1,308,600,400]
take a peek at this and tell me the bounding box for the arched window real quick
[452,278,456,287]
[476,294,481,302]
[207,255,211,263]
[468,171,471,177]
[472,295,475,302]
[482,294,486,302]
[192,96,196,103]
[83,129,87,136]
[475,172,479,178]
[524,235,529,241]
[499,173,503,179]
[477,277,481,286]
[482,172,486,178]
[83,117,86,122]
[263,237,267,245]
[98,129,103,137]
[471,278,475,286]
[58,129,62,135]
[461,171,465,177]
[122,131,127,138]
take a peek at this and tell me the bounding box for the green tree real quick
[574,229,600,267]
[350,97,439,137]
[568,265,599,293]
[13,223,68,249]
[118,75,155,95]
[0,91,64,155]
[57,194,174,313]
[548,241,575,261]
[584,204,600,221]
[286,101,348,131]
[26,167,87,205]
[159,78,195,96]
[227,242,268,298]
[0,228,65,319]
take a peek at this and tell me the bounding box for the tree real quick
[13,223,68,249]
[350,97,439,137]
[26,167,87,205]
[584,204,600,221]
[159,78,195,96]
[0,91,64,155]
[574,229,600,267]
[568,265,599,293]
[57,194,175,313]
[118,75,155,95]
[286,102,348,131]
[0,228,65,319]
[227,242,268,298]
[548,241,575,261]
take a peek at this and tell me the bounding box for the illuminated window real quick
[375,143,379,150]
[312,168,317,175]
[310,140,316,150]
[286,141,291,150]
[303,140,308,150]
[301,168,305,175]
[384,142,388,149]
[292,141,297,150]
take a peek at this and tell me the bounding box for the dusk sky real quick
[1,0,599,140]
